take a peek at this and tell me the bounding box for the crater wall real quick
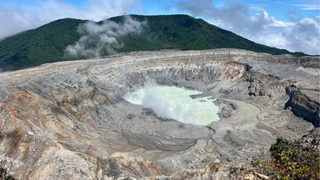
[0,49,318,179]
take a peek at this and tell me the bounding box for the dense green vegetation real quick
[0,14,306,71]
[229,138,320,179]
[0,18,85,71]
[268,138,320,179]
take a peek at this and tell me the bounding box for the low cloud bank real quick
[65,16,147,57]
[0,0,144,40]
[178,0,320,55]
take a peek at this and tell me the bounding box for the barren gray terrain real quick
[0,49,319,179]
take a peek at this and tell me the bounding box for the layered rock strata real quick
[0,49,318,179]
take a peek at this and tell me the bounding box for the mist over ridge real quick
[0,1,319,179]
[0,14,308,71]
[65,15,147,58]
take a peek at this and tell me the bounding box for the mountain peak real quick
[0,14,306,71]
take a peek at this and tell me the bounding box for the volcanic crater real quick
[0,49,319,179]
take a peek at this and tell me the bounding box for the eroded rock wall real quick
[286,85,320,126]
[0,49,318,179]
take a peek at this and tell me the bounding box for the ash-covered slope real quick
[0,49,318,179]
[0,14,306,71]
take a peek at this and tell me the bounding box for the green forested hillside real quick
[0,18,86,71]
[0,14,306,71]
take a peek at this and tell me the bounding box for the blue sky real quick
[3,0,318,20]
[142,0,319,20]
[0,0,319,54]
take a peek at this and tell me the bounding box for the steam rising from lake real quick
[124,85,220,125]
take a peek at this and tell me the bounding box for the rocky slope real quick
[0,49,318,179]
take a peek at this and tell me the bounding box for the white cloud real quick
[65,16,147,57]
[177,0,320,55]
[290,4,320,10]
[1,0,319,56]
[248,4,266,11]
[0,0,144,40]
